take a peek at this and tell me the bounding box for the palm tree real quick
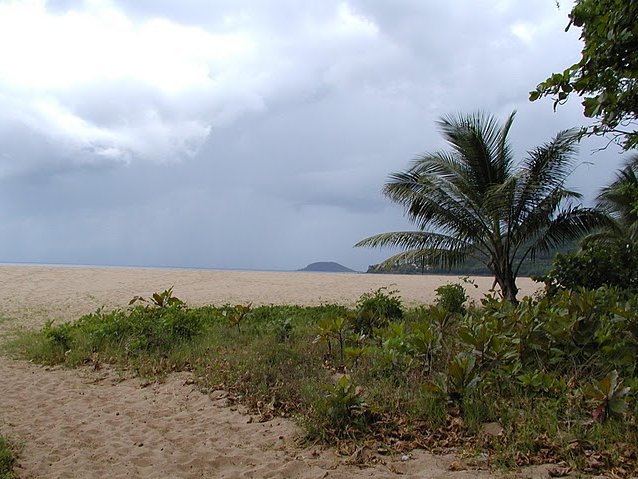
[585,154,638,247]
[355,112,607,302]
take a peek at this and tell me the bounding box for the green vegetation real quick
[538,241,638,293]
[530,0,638,150]
[0,435,16,479]
[356,112,606,302]
[8,285,637,475]
[434,282,467,314]
[537,154,638,292]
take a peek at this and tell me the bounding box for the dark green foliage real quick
[311,375,370,437]
[427,352,481,403]
[530,0,638,150]
[537,241,638,292]
[537,156,638,293]
[434,283,467,314]
[478,287,638,379]
[353,287,403,336]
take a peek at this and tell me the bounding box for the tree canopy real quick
[530,0,638,150]
[356,112,606,302]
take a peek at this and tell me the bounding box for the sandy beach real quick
[0,265,543,478]
[0,264,541,331]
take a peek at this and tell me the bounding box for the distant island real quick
[297,262,356,273]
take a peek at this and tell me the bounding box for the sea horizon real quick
[0,260,367,274]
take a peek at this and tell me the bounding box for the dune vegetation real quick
[7,281,637,476]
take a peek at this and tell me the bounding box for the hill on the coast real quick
[298,262,356,273]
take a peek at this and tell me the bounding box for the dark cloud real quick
[0,0,626,271]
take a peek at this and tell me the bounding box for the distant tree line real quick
[366,242,576,278]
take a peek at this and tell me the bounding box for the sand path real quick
[0,358,503,478]
[0,265,543,478]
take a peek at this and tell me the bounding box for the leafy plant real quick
[428,352,481,403]
[42,319,74,351]
[517,370,567,396]
[272,317,293,342]
[435,283,467,314]
[314,316,349,363]
[129,287,185,309]
[583,370,631,421]
[353,287,403,336]
[379,322,413,371]
[407,318,442,372]
[458,317,517,370]
[530,0,638,150]
[320,375,368,433]
[222,304,252,334]
[538,242,638,293]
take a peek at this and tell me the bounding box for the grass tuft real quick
[0,435,16,479]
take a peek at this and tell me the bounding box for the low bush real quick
[434,282,467,314]
[537,241,638,293]
[353,287,403,336]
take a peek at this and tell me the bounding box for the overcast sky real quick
[0,0,628,272]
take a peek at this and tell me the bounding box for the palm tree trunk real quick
[492,251,519,303]
[499,273,518,303]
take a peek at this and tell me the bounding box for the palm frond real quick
[355,230,477,254]
[519,207,611,265]
[597,154,638,224]
[510,129,579,228]
[375,246,476,272]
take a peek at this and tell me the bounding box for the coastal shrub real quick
[299,375,366,441]
[221,303,252,334]
[427,352,481,404]
[538,242,638,293]
[583,370,632,421]
[406,317,442,372]
[314,315,351,364]
[353,287,403,336]
[311,375,370,437]
[33,301,208,366]
[128,286,185,309]
[434,282,467,314]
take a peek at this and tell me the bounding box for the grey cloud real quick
[0,0,625,272]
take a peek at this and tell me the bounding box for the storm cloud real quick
[0,0,626,271]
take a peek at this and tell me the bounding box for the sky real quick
[0,0,629,272]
